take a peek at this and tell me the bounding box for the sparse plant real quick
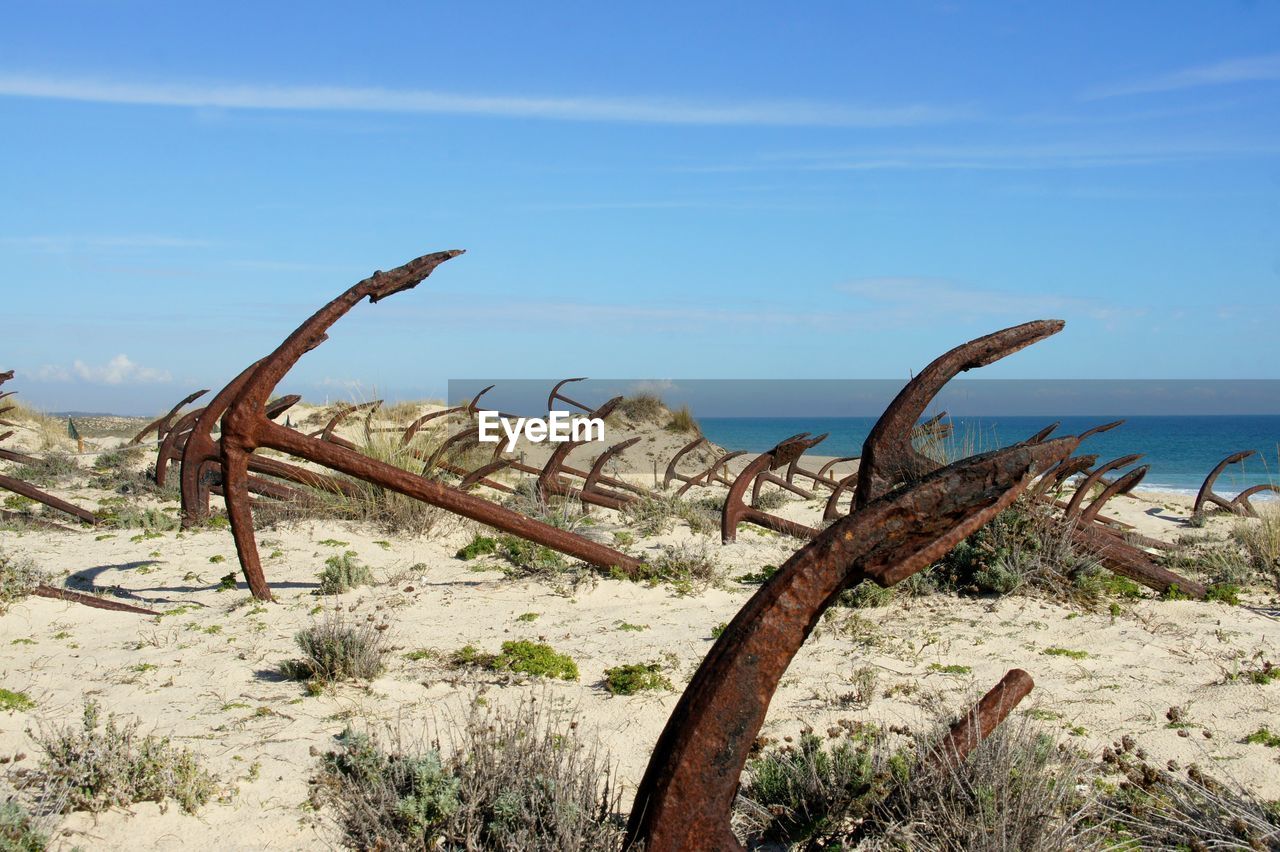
[0,550,47,614]
[11,453,78,487]
[317,551,375,594]
[280,613,388,686]
[31,699,217,814]
[664,405,699,434]
[640,543,719,591]
[621,493,716,537]
[0,800,49,851]
[616,393,664,422]
[0,688,35,712]
[751,488,788,511]
[315,695,624,850]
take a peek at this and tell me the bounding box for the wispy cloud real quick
[836,277,1119,322]
[1,234,212,253]
[1086,53,1280,99]
[0,72,967,127]
[33,354,171,385]
[682,139,1280,173]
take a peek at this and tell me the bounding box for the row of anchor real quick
[2,250,1276,850]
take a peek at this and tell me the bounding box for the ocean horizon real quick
[697,414,1280,498]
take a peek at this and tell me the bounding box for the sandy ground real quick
[1,405,1278,850]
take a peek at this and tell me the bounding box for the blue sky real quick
[3,2,1278,414]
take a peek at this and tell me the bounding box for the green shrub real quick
[739,730,883,844]
[0,688,35,712]
[1042,647,1089,660]
[603,663,672,695]
[32,700,217,814]
[455,534,498,560]
[11,453,78,487]
[490,641,578,681]
[317,551,374,594]
[316,696,623,850]
[751,488,788,511]
[838,580,895,608]
[0,800,48,851]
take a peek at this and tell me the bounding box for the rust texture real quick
[1193,450,1279,520]
[215,251,643,599]
[626,437,1075,851]
[856,320,1065,508]
[928,669,1035,771]
[1064,454,1144,519]
[1080,465,1149,523]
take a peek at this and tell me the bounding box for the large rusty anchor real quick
[216,251,642,599]
[625,437,1076,850]
[853,323,1201,598]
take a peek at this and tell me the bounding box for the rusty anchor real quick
[1192,450,1279,520]
[214,251,643,599]
[856,320,1066,508]
[625,436,1076,850]
[720,435,825,543]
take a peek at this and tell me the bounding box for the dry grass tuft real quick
[314,695,624,851]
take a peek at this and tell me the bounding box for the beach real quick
[2,401,1278,849]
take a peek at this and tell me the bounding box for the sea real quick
[697,415,1280,499]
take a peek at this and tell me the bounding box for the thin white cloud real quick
[1,234,212,253]
[34,355,172,385]
[836,277,1117,321]
[1086,53,1280,99]
[0,72,967,127]
[681,139,1280,173]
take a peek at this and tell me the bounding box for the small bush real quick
[602,663,672,695]
[32,700,217,814]
[664,405,699,434]
[317,551,375,594]
[281,615,388,685]
[751,488,788,511]
[839,580,895,608]
[1098,755,1280,849]
[0,551,47,614]
[96,504,181,532]
[0,688,35,712]
[455,534,498,560]
[11,453,78,487]
[621,494,716,537]
[490,641,578,681]
[639,543,720,591]
[616,393,665,422]
[315,696,624,850]
[0,800,48,851]
[738,729,884,844]
[1232,509,1280,588]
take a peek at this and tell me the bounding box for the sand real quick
[1,406,1278,850]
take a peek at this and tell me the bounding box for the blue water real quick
[698,415,1280,497]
